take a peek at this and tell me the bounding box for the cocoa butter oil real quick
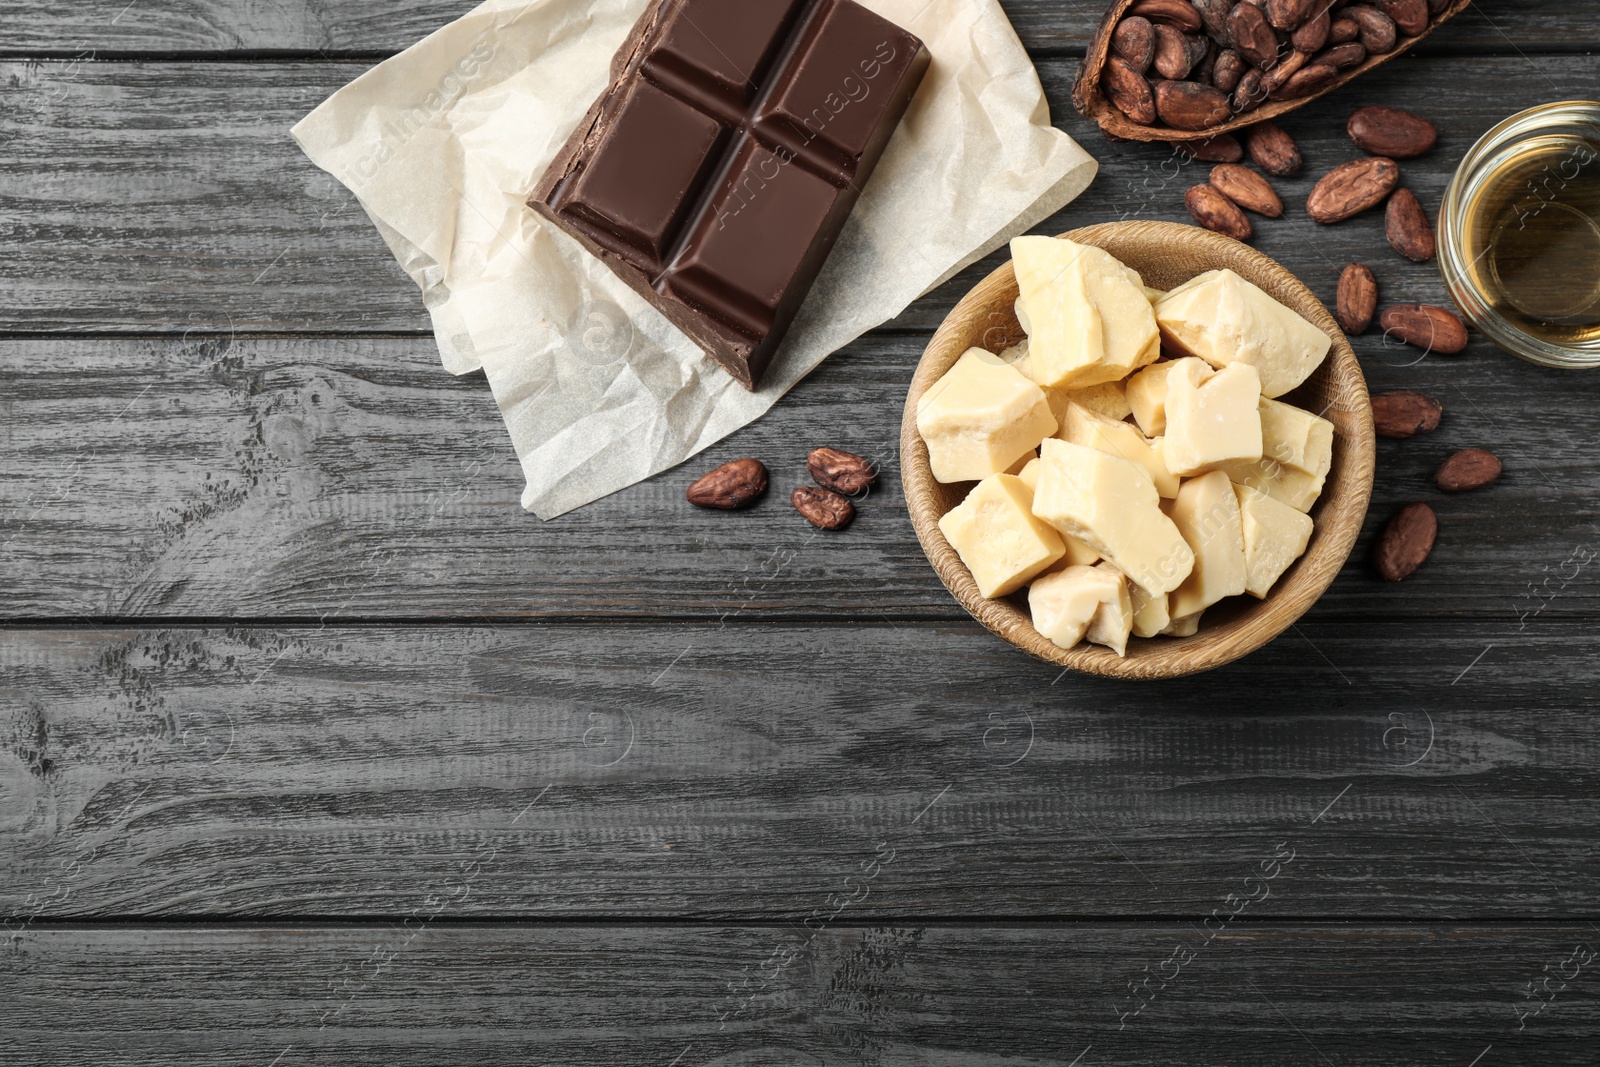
[1441,102,1600,368]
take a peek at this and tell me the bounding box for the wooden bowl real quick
[1071,0,1471,143]
[900,221,1375,680]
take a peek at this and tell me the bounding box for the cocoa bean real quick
[1210,163,1283,216]
[1105,56,1158,124]
[687,458,769,509]
[1129,0,1204,31]
[1292,7,1331,51]
[791,486,855,531]
[1261,48,1309,95]
[1385,187,1436,262]
[1192,0,1237,44]
[1329,16,1360,43]
[1234,67,1269,110]
[1212,48,1248,92]
[1336,263,1378,333]
[1154,79,1233,129]
[1153,24,1201,79]
[1178,133,1246,162]
[1245,121,1302,175]
[1380,304,1468,354]
[1378,0,1429,35]
[1265,0,1315,31]
[1314,41,1367,68]
[1228,2,1281,68]
[1435,449,1503,492]
[1347,105,1438,158]
[1346,5,1398,53]
[1274,62,1339,99]
[807,447,878,496]
[1112,16,1157,73]
[1186,183,1254,240]
[1306,156,1400,223]
[1371,390,1441,438]
[1374,502,1437,581]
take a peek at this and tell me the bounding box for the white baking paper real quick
[293,0,1096,518]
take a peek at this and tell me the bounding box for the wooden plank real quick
[3,621,1597,920]
[8,0,1598,55]
[2,54,1595,335]
[2,333,1596,621]
[4,923,1597,1064]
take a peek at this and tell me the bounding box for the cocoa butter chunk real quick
[1154,269,1332,398]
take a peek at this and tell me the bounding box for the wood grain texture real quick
[3,621,1597,919]
[7,0,1599,55]
[4,55,1599,336]
[4,923,1598,1065]
[1,332,1594,621]
[902,221,1376,679]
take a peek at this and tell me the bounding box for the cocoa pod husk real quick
[1245,122,1302,176]
[1371,390,1442,438]
[1374,502,1437,581]
[1210,163,1284,216]
[1385,187,1437,262]
[1380,304,1469,354]
[807,447,878,496]
[1306,156,1400,223]
[1347,105,1438,158]
[1435,449,1503,492]
[1336,263,1378,334]
[791,487,855,531]
[687,458,769,509]
[1154,79,1233,129]
[1186,183,1254,240]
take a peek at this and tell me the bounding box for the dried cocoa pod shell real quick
[1129,0,1204,30]
[1072,0,1466,141]
[1374,503,1437,582]
[1292,7,1331,51]
[1229,2,1281,67]
[1266,0,1316,31]
[1275,62,1339,99]
[1212,48,1248,92]
[1435,449,1503,492]
[1315,41,1368,69]
[1347,5,1398,52]
[1105,56,1159,124]
[1154,79,1233,129]
[1178,133,1246,162]
[1186,183,1254,239]
[1306,156,1400,223]
[1336,263,1378,334]
[1113,15,1158,72]
[1380,304,1469,353]
[791,487,855,531]
[1153,24,1201,78]
[1245,122,1302,175]
[1371,390,1441,438]
[807,447,878,496]
[1385,187,1437,262]
[1379,0,1429,35]
[1210,163,1283,216]
[687,458,769,510]
[1347,105,1438,158]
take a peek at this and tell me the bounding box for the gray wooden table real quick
[3,2,1598,1064]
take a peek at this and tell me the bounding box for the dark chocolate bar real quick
[530,0,930,389]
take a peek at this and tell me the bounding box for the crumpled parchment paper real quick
[293,0,1097,518]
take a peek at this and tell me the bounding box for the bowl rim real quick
[899,220,1377,680]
